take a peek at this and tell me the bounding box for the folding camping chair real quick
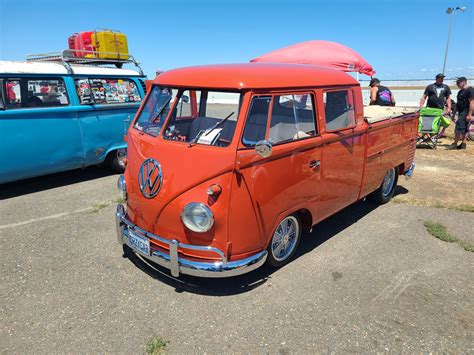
[417,107,443,149]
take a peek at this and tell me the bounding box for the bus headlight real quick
[181,203,214,233]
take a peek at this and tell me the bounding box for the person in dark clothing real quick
[369,78,395,106]
[447,77,473,150]
[420,73,452,114]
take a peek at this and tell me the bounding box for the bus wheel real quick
[266,214,302,268]
[106,148,127,172]
[369,167,399,204]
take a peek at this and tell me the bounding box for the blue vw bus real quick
[0,55,146,183]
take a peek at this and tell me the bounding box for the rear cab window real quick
[75,78,142,105]
[242,92,317,146]
[2,78,69,109]
[323,89,355,131]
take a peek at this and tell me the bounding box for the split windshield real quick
[134,86,242,147]
[134,86,176,136]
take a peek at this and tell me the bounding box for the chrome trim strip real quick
[115,204,267,278]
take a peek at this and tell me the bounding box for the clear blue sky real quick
[0,0,473,80]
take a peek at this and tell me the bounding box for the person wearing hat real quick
[369,78,395,106]
[419,73,452,114]
[447,77,473,150]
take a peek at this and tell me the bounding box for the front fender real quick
[153,172,233,260]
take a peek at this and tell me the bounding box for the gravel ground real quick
[1,163,473,353]
[395,126,474,210]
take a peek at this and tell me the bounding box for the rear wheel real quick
[369,167,399,204]
[266,214,302,268]
[106,148,127,172]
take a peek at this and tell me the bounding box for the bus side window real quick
[26,78,69,107]
[75,79,94,105]
[4,79,22,109]
[0,79,4,110]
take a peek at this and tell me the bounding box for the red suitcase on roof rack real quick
[68,32,95,57]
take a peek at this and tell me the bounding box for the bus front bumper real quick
[115,204,267,278]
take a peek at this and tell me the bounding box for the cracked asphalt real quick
[1,167,473,353]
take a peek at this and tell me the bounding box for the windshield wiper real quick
[188,112,234,148]
[204,112,234,136]
[188,131,202,148]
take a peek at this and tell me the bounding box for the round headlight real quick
[181,203,214,233]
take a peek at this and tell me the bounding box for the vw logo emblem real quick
[138,158,163,199]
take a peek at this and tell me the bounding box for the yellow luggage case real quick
[90,30,129,60]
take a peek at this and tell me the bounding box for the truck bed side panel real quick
[360,114,418,198]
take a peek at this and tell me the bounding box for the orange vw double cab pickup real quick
[116,63,418,278]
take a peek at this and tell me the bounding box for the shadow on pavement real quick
[0,166,117,200]
[123,198,382,296]
[394,185,409,196]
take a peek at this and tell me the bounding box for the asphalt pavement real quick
[1,167,473,353]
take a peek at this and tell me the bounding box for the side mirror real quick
[181,95,189,103]
[255,140,272,158]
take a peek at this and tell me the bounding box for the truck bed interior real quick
[364,105,418,124]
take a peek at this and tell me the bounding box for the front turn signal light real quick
[207,184,222,196]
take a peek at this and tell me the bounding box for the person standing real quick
[5,81,17,102]
[419,73,452,114]
[369,78,396,106]
[447,77,473,150]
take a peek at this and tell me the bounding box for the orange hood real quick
[124,129,236,247]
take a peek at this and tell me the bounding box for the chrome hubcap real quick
[382,168,396,197]
[271,216,299,262]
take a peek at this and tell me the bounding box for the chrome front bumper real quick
[115,204,267,278]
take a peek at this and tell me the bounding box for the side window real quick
[323,90,355,131]
[4,80,22,109]
[26,79,69,107]
[0,81,3,110]
[75,79,94,104]
[75,78,142,105]
[89,79,107,104]
[269,94,317,144]
[242,96,271,146]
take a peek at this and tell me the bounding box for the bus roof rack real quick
[26,49,144,76]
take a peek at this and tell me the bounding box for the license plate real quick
[128,230,150,256]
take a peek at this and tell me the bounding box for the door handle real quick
[309,160,320,169]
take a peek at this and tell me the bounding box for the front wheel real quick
[369,167,399,204]
[106,148,127,172]
[266,214,302,268]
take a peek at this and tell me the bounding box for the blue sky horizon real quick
[0,0,473,80]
